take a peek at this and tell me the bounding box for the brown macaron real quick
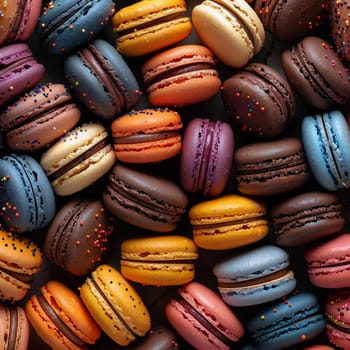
[44,197,115,276]
[234,137,309,196]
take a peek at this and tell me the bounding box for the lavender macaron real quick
[180,118,234,197]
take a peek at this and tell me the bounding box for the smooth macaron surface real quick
[166,281,244,350]
[0,83,81,151]
[40,122,116,196]
[222,62,295,139]
[189,194,269,250]
[0,304,30,350]
[0,229,42,302]
[269,191,345,247]
[301,110,350,191]
[36,0,115,55]
[325,288,350,349]
[26,280,101,350]
[0,0,42,45]
[44,197,115,276]
[112,0,192,57]
[213,245,296,307]
[281,36,350,110]
[80,264,151,346]
[111,108,183,163]
[0,43,45,107]
[0,153,55,233]
[142,44,222,107]
[234,137,309,196]
[180,118,234,197]
[120,235,198,286]
[304,233,350,289]
[64,39,140,120]
[247,292,325,350]
[192,0,265,68]
[254,0,328,43]
[102,163,188,232]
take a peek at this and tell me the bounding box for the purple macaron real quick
[180,118,234,197]
[0,43,45,107]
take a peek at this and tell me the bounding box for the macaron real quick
[0,0,42,45]
[26,280,101,350]
[36,0,115,55]
[247,292,326,350]
[120,235,198,286]
[213,245,297,307]
[304,233,350,289]
[40,122,116,196]
[102,163,188,232]
[80,264,151,346]
[330,0,350,61]
[112,0,192,57]
[234,137,309,196]
[0,43,45,107]
[0,229,42,302]
[0,153,56,233]
[301,110,350,191]
[165,281,244,350]
[189,194,269,250]
[281,36,350,110]
[0,83,81,151]
[64,39,140,120]
[254,0,329,43]
[130,326,180,350]
[141,44,222,107]
[180,118,234,197]
[44,197,115,276]
[269,191,345,247]
[192,0,265,68]
[325,288,350,349]
[111,108,183,164]
[222,62,296,139]
[0,304,30,350]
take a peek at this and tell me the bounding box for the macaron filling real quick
[114,131,179,144]
[174,297,233,346]
[78,44,130,113]
[36,294,86,347]
[6,0,27,43]
[0,267,33,284]
[48,138,109,182]
[8,307,18,350]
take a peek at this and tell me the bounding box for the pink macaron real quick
[304,233,350,289]
[165,281,244,350]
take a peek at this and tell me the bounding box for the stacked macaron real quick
[1,0,350,349]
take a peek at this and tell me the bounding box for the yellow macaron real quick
[112,0,192,56]
[189,194,269,250]
[80,264,151,346]
[121,235,198,286]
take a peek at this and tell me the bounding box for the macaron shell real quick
[304,233,350,288]
[112,108,182,163]
[302,111,350,191]
[1,83,81,151]
[189,194,268,250]
[80,265,151,346]
[166,282,244,350]
[0,304,29,350]
[192,0,265,68]
[113,0,192,56]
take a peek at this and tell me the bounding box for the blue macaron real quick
[64,39,140,119]
[0,154,55,233]
[36,0,115,55]
[247,292,326,350]
[212,245,296,307]
[301,110,350,191]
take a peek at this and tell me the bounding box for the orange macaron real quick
[120,235,198,286]
[111,108,183,163]
[142,44,222,107]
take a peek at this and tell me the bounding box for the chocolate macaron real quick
[44,197,115,276]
